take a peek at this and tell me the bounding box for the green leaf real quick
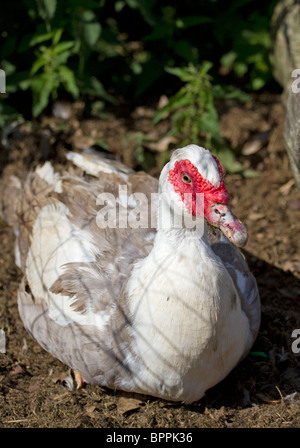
[19,79,30,91]
[242,169,260,178]
[30,29,63,47]
[213,84,252,103]
[153,92,190,124]
[31,75,56,116]
[180,16,213,28]
[52,28,63,45]
[251,77,265,90]
[30,31,54,46]
[125,0,139,8]
[58,65,79,98]
[52,41,75,55]
[53,50,74,66]
[199,61,213,77]
[242,29,270,48]
[95,138,111,151]
[82,10,102,47]
[214,147,244,173]
[165,66,194,83]
[234,62,248,77]
[220,51,237,68]
[249,351,269,359]
[91,100,105,118]
[130,61,142,75]
[36,0,57,22]
[115,1,125,12]
[198,110,220,137]
[30,56,47,75]
[79,76,116,103]
[0,60,16,76]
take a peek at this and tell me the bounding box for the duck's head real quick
[159,144,248,247]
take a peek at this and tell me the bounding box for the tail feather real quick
[0,161,61,271]
[0,173,23,226]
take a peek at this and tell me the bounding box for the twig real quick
[3,419,28,423]
[276,385,284,403]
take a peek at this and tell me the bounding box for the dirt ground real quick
[0,92,300,428]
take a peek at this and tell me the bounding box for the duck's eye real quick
[181,173,192,184]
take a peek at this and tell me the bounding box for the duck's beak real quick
[205,202,248,247]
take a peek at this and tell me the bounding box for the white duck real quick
[1,144,260,403]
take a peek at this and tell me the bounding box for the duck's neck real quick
[155,194,213,253]
[156,223,210,248]
[127,200,221,308]
[132,211,219,296]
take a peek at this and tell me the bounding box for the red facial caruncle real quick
[168,156,230,217]
[168,154,248,247]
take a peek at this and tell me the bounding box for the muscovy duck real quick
[0,144,260,403]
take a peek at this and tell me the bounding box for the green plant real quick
[154,62,219,145]
[220,25,272,91]
[19,28,79,116]
[154,62,257,176]
[0,0,276,123]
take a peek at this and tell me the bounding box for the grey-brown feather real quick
[1,163,156,389]
[18,277,136,387]
[211,235,260,355]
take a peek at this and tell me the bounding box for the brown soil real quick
[0,93,299,428]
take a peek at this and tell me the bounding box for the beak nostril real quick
[207,203,247,247]
[214,208,225,217]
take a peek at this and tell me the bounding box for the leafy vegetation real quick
[154,62,257,176]
[154,63,251,146]
[20,28,79,117]
[0,0,278,172]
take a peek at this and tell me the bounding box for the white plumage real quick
[0,144,260,403]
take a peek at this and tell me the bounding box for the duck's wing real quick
[0,153,158,385]
[17,274,138,388]
[66,149,134,180]
[210,232,261,353]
